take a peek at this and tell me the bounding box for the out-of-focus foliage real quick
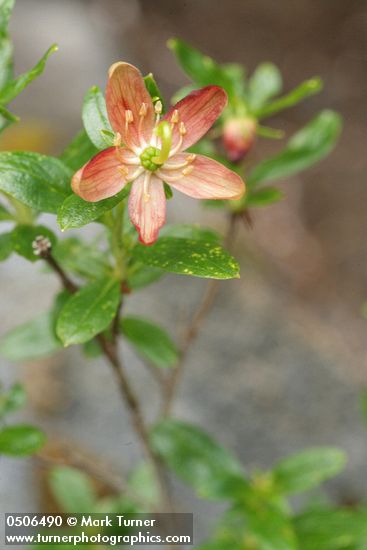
[0,383,45,456]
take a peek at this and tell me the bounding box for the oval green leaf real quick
[0,311,62,361]
[57,187,130,231]
[151,419,248,500]
[0,152,72,213]
[132,237,240,280]
[0,424,46,456]
[56,277,120,346]
[273,447,347,495]
[121,316,178,369]
[248,110,342,187]
[82,85,112,150]
[49,466,97,513]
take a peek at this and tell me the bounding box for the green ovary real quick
[140,146,162,172]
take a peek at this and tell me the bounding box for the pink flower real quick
[72,62,245,245]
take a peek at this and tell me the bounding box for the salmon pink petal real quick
[128,174,166,245]
[163,86,227,151]
[106,62,155,150]
[71,147,134,202]
[159,154,245,200]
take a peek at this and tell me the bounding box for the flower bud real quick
[222,116,257,163]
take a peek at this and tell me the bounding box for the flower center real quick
[140,146,162,172]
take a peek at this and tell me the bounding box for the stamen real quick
[157,171,184,183]
[182,165,194,176]
[113,132,122,147]
[118,165,129,177]
[125,110,134,123]
[154,100,163,115]
[157,163,195,183]
[171,110,179,124]
[168,133,184,158]
[139,103,148,117]
[179,122,187,135]
[162,154,196,171]
[130,166,145,181]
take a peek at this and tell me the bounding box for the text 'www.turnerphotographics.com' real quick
[4,513,194,546]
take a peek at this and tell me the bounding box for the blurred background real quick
[1,0,367,534]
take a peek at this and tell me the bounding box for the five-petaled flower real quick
[72,62,246,245]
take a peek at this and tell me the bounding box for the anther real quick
[171,110,179,124]
[182,166,194,177]
[144,193,151,203]
[125,110,134,123]
[113,132,122,147]
[187,154,196,163]
[139,103,148,117]
[179,122,187,135]
[154,100,162,115]
[119,165,129,177]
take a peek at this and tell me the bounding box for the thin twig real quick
[161,213,239,416]
[96,334,173,511]
[40,248,172,511]
[44,255,78,294]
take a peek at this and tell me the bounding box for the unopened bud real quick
[222,117,257,163]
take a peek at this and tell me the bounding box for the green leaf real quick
[160,223,220,242]
[82,338,102,358]
[128,462,160,509]
[0,44,57,105]
[256,125,285,139]
[0,202,13,221]
[0,103,17,122]
[163,182,173,199]
[82,85,113,149]
[245,187,284,207]
[151,419,248,500]
[53,237,111,281]
[60,129,98,172]
[57,187,130,231]
[56,277,120,346]
[273,447,347,495]
[0,383,26,418]
[127,264,164,290]
[121,316,178,369]
[0,0,14,90]
[0,0,14,38]
[0,231,13,260]
[132,237,240,279]
[49,466,97,513]
[254,77,323,119]
[248,62,282,111]
[0,424,46,456]
[0,152,72,213]
[144,73,165,111]
[0,311,62,361]
[168,38,242,101]
[248,110,342,187]
[293,508,367,550]
[11,224,56,262]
